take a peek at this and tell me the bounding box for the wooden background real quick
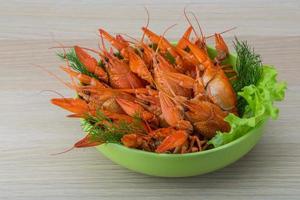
[0,0,299,199]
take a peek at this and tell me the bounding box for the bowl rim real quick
[97,118,267,157]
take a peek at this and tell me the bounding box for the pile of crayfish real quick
[51,24,238,154]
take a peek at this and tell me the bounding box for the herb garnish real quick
[164,51,176,64]
[233,37,263,115]
[81,111,146,144]
[57,48,99,79]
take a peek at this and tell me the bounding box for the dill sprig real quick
[81,111,146,143]
[164,51,176,64]
[149,43,175,64]
[57,48,98,79]
[233,38,263,91]
[113,52,123,60]
[233,37,263,115]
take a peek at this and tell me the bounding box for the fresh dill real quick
[113,52,124,60]
[164,51,176,64]
[57,48,99,79]
[149,43,158,51]
[98,60,105,70]
[233,37,263,115]
[148,43,175,64]
[81,111,146,144]
[233,37,263,92]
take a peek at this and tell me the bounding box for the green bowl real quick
[96,120,266,177]
[94,46,267,177]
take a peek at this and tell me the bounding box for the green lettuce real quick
[209,66,287,147]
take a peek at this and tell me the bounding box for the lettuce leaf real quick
[208,66,287,147]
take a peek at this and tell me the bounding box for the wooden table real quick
[1,1,299,199]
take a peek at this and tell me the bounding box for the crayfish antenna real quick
[116,33,139,44]
[50,146,75,156]
[183,6,199,39]
[155,23,177,55]
[59,43,77,89]
[37,89,66,99]
[49,40,84,90]
[187,11,205,41]
[49,45,101,55]
[205,27,237,39]
[98,29,108,53]
[34,64,73,90]
[141,6,150,43]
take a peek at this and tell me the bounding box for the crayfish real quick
[50,11,238,154]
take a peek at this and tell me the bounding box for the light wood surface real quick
[0,1,299,199]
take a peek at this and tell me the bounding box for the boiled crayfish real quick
[50,17,238,154]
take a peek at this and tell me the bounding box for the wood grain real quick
[0,1,299,199]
